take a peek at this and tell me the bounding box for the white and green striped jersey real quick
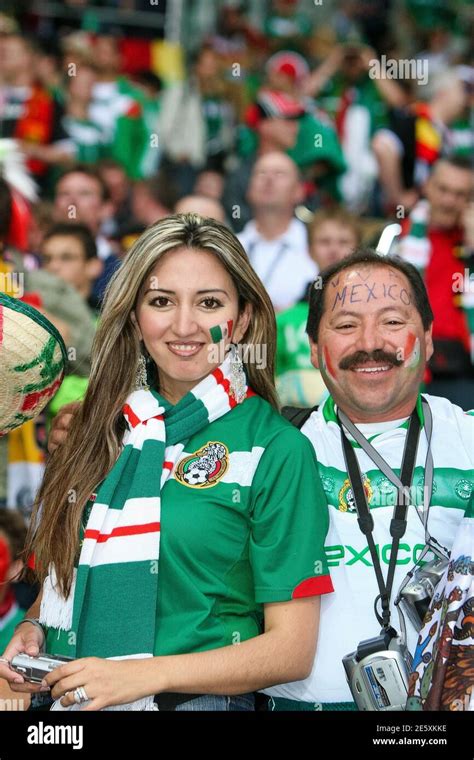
[265,393,473,705]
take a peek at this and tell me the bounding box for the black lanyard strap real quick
[339,406,423,630]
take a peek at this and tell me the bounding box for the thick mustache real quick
[339,349,403,370]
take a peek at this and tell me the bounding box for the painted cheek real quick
[322,345,337,380]
[403,333,421,369]
[209,319,234,344]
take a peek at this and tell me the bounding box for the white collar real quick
[243,217,299,245]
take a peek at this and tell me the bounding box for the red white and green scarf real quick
[40,354,253,709]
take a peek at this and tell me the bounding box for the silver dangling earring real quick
[135,353,149,391]
[228,343,246,403]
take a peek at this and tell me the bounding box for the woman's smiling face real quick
[133,246,251,403]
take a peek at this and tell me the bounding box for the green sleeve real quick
[288,114,346,173]
[237,125,258,158]
[48,375,89,419]
[113,112,149,180]
[249,426,333,603]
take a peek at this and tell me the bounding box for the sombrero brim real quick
[0,293,68,436]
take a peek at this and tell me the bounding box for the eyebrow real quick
[143,288,230,296]
[330,306,409,320]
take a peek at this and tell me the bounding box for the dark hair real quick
[434,155,473,174]
[134,173,178,212]
[56,164,111,203]
[0,509,27,562]
[42,222,98,260]
[306,248,434,340]
[0,176,12,241]
[132,70,163,93]
[96,158,127,174]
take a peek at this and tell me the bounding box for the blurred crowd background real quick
[0,0,473,570]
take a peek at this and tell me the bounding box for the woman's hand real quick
[0,623,48,694]
[43,657,151,711]
[48,402,81,453]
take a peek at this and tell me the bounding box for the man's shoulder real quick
[423,393,473,423]
[236,220,257,246]
[287,217,309,240]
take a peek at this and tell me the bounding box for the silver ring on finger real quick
[73,686,89,704]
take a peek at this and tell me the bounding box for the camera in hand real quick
[343,627,413,711]
[399,556,448,631]
[10,653,74,684]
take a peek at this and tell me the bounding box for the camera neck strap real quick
[338,399,433,630]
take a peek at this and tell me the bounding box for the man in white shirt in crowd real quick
[266,248,473,710]
[237,151,316,313]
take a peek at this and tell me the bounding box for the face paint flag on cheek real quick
[404,334,421,369]
[322,345,336,380]
[209,320,234,344]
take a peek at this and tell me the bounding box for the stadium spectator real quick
[159,45,238,196]
[174,195,227,223]
[393,157,474,409]
[276,207,362,406]
[63,64,106,166]
[88,35,148,180]
[53,166,121,303]
[0,34,75,189]
[40,223,103,313]
[238,151,316,312]
[131,176,176,228]
[372,69,469,213]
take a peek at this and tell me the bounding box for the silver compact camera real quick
[399,556,448,631]
[343,628,413,711]
[10,653,74,683]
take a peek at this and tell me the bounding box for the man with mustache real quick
[265,248,474,710]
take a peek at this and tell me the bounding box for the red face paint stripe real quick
[84,522,161,543]
[404,332,416,357]
[292,574,334,598]
[324,346,336,379]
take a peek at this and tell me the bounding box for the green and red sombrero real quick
[0,293,67,436]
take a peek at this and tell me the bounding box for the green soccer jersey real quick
[62,116,106,165]
[45,394,333,658]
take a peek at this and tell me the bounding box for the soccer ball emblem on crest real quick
[175,442,229,488]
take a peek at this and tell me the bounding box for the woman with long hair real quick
[1,214,332,711]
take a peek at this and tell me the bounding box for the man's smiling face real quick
[309,265,434,422]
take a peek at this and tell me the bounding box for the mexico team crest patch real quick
[338,475,373,513]
[175,442,229,488]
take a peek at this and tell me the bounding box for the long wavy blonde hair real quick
[25,214,278,596]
